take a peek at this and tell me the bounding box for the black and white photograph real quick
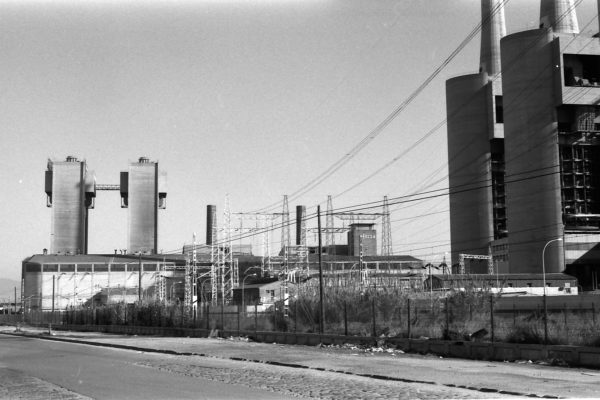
[1,0,600,398]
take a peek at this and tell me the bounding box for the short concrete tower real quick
[120,157,166,254]
[45,156,96,254]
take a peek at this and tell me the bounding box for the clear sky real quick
[1,0,598,281]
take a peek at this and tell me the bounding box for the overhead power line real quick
[252,0,511,213]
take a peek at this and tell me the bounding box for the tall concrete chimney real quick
[296,205,306,245]
[479,0,506,76]
[206,205,216,245]
[540,0,579,34]
[597,0,600,36]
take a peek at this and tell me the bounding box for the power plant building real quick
[447,0,600,289]
[501,1,600,284]
[22,254,187,310]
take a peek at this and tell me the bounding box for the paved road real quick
[0,335,290,400]
[2,326,600,399]
[0,332,504,400]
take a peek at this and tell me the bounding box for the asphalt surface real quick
[2,324,600,399]
[0,334,291,400]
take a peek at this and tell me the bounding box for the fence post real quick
[237,305,240,336]
[220,305,224,331]
[543,294,548,345]
[398,300,402,331]
[564,303,568,343]
[344,301,348,336]
[490,295,494,343]
[254,303,258,338]
[407,298,411,339]
[294,300,298,333]
[445,297,450,337]
[513,303,516,327]
[206,305,210,331]
[371,298,376,338]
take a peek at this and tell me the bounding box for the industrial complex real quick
[25,158,424,311]
[447,0,600,290]
[20,0,600,311]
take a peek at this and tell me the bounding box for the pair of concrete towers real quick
[44,156,166,255]
[447,0,600,287]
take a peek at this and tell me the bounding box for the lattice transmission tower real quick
[326,195,335,251]
[381,195,393,257]
[281,195,291,252]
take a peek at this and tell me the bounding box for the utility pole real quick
[51,275,55,333]
[317,205,324,335]
[52,275,56,314]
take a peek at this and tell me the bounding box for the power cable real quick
[251,0,511,213]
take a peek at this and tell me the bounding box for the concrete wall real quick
[49,323,600,369]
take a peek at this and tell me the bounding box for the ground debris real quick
[318,342,407,356]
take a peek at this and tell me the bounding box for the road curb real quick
[1,331,561,399]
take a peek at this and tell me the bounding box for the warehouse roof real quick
[23,253,187,265]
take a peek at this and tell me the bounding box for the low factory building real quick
[22,253,188,310]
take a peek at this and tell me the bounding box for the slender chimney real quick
[540,0,579,34]
[598,0,600,36]
[480,0,506,76]
[296,205,306,245]
[206,205,216,245]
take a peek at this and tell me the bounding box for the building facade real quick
[447,0,600,289]
[22,254,187,310]
[501,1,600,287]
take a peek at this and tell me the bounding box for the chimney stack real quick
[479,0,506,77]
[540,0,579,34]
[206,205,217,246]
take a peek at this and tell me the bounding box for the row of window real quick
[25,263,175,273]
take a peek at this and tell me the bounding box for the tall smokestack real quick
[206,205,216,245]
[598,0,600,36]
[296,205,306,245]
[480,0,506,76]
[540,0,579,34]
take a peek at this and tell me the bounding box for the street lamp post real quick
[542,237,563,344]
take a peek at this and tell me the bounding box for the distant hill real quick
[0,278,20,300]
